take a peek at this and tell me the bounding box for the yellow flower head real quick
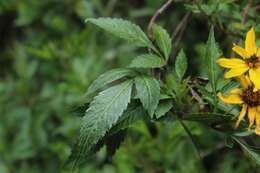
[217,28,260,91]
[218,75,260,135]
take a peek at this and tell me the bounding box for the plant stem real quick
[147,0,173,37]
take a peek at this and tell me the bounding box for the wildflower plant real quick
[69,17,260,170]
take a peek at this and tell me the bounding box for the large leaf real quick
[135,76,160,117]
[152,24,172,60]
[85,68,135,97]
[204,27,221,97]
[70,80,133,167]
[175,49,188,80]
[129,54,166,68]
[86,18,154,49]
[233,137,260,167]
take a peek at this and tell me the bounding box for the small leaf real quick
[204,27,221,95]
[135,75,160,117]
[152,24,172,60]
[129,54,166,68]
[155,100,173,119]
[233,137,260,167]
[70,80,133,167]
[85,68,135,97]
[175,49,188,80]
[86,18,154,49]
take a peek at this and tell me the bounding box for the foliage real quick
[0,0,260,173]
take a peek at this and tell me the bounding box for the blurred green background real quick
[0,0,259,173]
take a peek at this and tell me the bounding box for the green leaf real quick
[155,100,173,119]
[204,27,221,96]
[129,54,166,68]
[109,105,146,135]
[233,137,260,167]
[85,68,135,97]
[86,17,154,49]
[135,76,160,118]
[183,113,232,123]
[175,49,188,80]
[152,24,172,60]
[70,80,133,167]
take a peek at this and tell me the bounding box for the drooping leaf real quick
[175,49,188,80]
[70,80,133,167]
[183,113,232,123]
[85,68,135,97]
[204,27,221,96]
[135,75,160,118]
[152,24,172,60]
[233,137,260,167]
[129,54,166,68]
[86,18,154,49]
[155,100,173,119]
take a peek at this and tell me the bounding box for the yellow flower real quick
[217,28,260,91]
[217,75,260,135]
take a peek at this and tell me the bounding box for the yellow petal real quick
[230,88,242,95]
[248,107,257,128]
[217,58,247,68]
[249,68,260,91]
[232,44,250,59]
[255,126,260,135]
[257,48,260,57]
[245,27,257,56]
[217,92,243,104]
[238,75,251,89]
[257,106,260,112]
[224,67,249,78]
[256,110,260,126]
[235,104,247,128]
[254,111,260,135]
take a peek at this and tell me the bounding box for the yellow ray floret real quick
[217,28,260,91]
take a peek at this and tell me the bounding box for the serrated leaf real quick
[129,54,166,68]
[70,80,133,167]
[233,137,260,167]
[204,27,221,96]
[175,49,188,80]
[152,24,172,60]
[135,76,160,118]
[86,17,154,49]
[85,68,135,97]
[155,100,173,119]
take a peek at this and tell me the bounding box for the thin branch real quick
[241,0,253,25]
[188,85,205,110]
[147,0,173,37]
[172,12,191,41]
[255,4,260,11]
[172,12,191,49]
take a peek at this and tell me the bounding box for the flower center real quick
[245,55,260,68]
[241,86,260,106]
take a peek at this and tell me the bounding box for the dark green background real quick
[0,0,259,172]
